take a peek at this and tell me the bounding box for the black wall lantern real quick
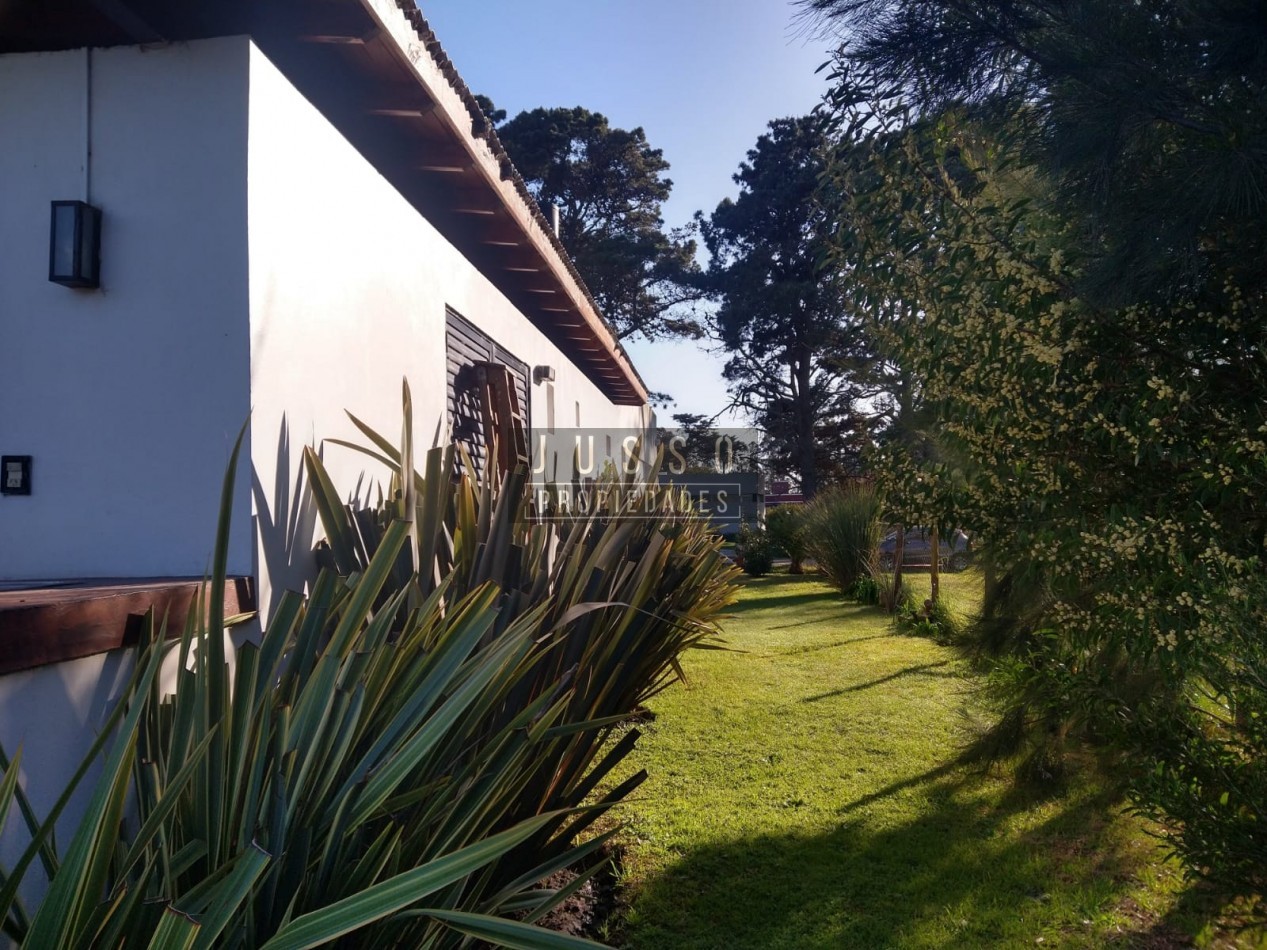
[49,200,102,288]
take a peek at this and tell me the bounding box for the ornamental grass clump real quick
[802,483,883,594]
[0,386,740,948]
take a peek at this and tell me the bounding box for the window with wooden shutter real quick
[445,309,530,480]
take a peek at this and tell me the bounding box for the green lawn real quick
[603,570,1238,949]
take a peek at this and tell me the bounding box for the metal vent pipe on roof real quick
[550,204,561,238]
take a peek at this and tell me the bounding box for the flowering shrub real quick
[819,89,1267,901]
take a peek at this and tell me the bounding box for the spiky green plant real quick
[0,387,740,947]
[1,429,617,949]
[304,384,740,872]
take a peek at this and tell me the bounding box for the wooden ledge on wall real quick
[0,577,257,676]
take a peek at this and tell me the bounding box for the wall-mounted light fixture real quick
[533,364,556,385]
[49,200,102,288]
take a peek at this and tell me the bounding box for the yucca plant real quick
[302,383,741,907]
[1,386,740,948]
[1,428,619,949]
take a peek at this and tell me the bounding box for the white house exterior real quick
[0,0,652,903]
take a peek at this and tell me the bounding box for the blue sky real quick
[419,0,836,423]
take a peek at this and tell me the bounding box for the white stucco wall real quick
[0,38,653,912]
[0,38,256,917]
[0,650,137,916]
[245,43,650,616]
[0,37,648,591]
[0,39,254,581]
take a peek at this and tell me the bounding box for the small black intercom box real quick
[2,456,31,495]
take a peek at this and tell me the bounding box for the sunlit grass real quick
[604,570,1238,949]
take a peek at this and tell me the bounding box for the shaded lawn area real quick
[605,571,1234,949]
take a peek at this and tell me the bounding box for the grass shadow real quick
[834,759,965,817]
[622,770,1189,950]
[772,633,894,654]
[722,589,848,617]
[613,568,1222,948]
[802,660,956,702]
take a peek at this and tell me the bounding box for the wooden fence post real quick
[892,523,905,610]
[930,525,940,604]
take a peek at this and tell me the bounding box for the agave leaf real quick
[321,519,410,662]
[670,656,690,688]
[0,747,22,863]
[416,445,447,596]
[252,589,304,703]
[482,827,618,913]
[554,769,648,847]
[0,688,139,910]
[0,747,29,939]
[520,858,605,925]
[91,850,158,949]
[419,907,610,949]
[334,583,501,802]
[188,841,272,950]
[400,379,419,575]
[22,634,164,948]
[303,445,364,576]
[164,627,200,780]
[259,815,557,950]
[541,713,637,739]
[145,906,201,950]
[169,841,208,880]
[549,600,627,633]
[114,728,218,888]
[348,615,524,827]
[204,420,250,869]
[288,570,342,686]
[227,641,261,796]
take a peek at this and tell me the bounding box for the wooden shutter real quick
[445,309,530,480]
[472,362,529,476]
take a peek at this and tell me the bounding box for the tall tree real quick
[803,0,1267,304]
[494,105,701,341]
[810,0,1267,898]
[659,412,760,474]
[699,116,872,498]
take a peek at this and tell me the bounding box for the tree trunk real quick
[892,523,905,612]
[795,354,817,499]
[930,525,940,604]
[983,552,1000,608]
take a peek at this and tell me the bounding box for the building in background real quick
[659,472,766,539]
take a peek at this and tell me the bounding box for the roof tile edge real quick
[356,0,649,405]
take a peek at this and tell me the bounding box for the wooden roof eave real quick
[356,0,648,406]
[0,0,649,406]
